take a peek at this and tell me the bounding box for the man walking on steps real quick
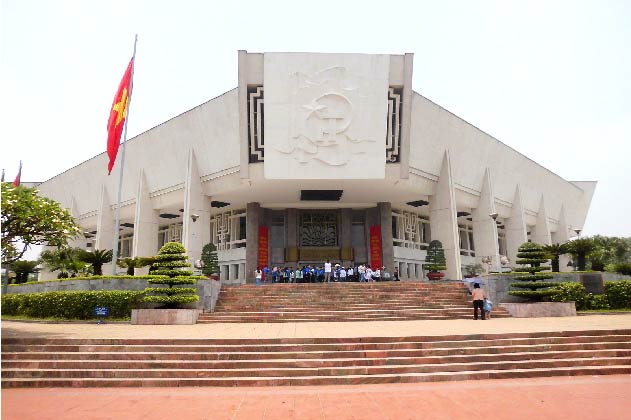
[472,283,486,320]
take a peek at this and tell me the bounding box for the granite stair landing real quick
[199,282,511,323]
[2,330,630,388]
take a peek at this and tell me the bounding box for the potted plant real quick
[425,240,447,280]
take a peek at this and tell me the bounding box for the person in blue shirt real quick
[263,266,270,283]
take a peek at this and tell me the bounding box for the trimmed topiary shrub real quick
[425,240,447,271]
[201,243,219,277]
[143,242,199,308]
[1,290,143,319]
[604,280,631,309]
[508,242,555,301]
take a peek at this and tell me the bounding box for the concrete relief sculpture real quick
[264,53,389,179]
[276,66,375,166]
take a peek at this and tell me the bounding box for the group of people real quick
[254,261,401,284]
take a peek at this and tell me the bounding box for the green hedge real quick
[605,280,631,309]
[1,291,143,319]
[550,281,631,310]
[8,275,169,287]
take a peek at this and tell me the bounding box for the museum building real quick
[36,51,596,282]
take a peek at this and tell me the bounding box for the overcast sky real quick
[1,0,630,238]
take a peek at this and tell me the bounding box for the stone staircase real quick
[199,282,511,323]
[3,330,630,388]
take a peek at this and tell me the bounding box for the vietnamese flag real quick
[13,161,22,186]
[106,58,134,174]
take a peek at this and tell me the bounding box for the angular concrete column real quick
[245,202,262,283]
[378,202,394,272]
[340,208,353,266]
[554,205,573,272]
[532,196,552,246]
[285,208,298,266]
[182,150,211,267]
[429,151,462,280]
[471,168,500,269]
[95,185,116,274]
[399,53,414,179]
[132,170,159,274]
[505,185,528,267]
[67,196,86,249]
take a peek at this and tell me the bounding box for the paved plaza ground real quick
[3,314,631,340]
[2,315,631,419]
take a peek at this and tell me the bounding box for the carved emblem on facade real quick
[275,66,376,166]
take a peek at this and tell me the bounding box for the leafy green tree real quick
[78,249,113,276]
[509,242,555,301]
[566,238,595,271]
[1,183,80,264]
[117,257,155,275]
[201,243,219,277]
[542,242,569,272]
[40,247,88,278]
[9,260,40,284]
[143,242,199,308]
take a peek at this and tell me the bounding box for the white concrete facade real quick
[36,51,595,282]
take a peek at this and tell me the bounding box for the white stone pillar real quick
[505,185,528,268]
[554,205,573,272]
[67,197,86,249]
[408,263,416,279]
[95,184,116,274]
[531,196,552,246]
[429,151,462,280]
[132,170,160,269]
[220,265,228,281]
[400,262,408,280]
[471,168,500,270]
[182,150,211,267]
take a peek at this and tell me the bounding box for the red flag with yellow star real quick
[107,58,134,174]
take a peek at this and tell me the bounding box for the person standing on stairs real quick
[324,260,332,282]
[472,283,486,320]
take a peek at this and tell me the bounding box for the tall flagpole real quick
[111,35,138,275]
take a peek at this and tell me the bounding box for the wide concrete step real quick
[7,334,628,353]
[3,366,630,388]
[5,342,631,361]
[4,349,630,370]
[3,330,630,387]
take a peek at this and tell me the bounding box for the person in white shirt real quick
[358,264,366,282]
[324,260,332,282]
[365,266,373,282]
[346,267,353,282]
[373,268,381,282]
[339,267,347,282]
[254,268,262,286]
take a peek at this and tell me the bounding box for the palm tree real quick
[79,249,113,276]
[9,260,40,284]
[117,257,154,275]
[566,238,595,271]
[40,247,87,278]
[542,242,569,272]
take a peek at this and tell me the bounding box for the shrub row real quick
[1,291,144,319]
[8,275,170,287]
[550,281,631,310]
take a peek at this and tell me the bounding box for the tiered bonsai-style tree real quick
[201,243,219,278]
[509,242,556,301]
[425,240,447,280]
[143,242,199,308]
